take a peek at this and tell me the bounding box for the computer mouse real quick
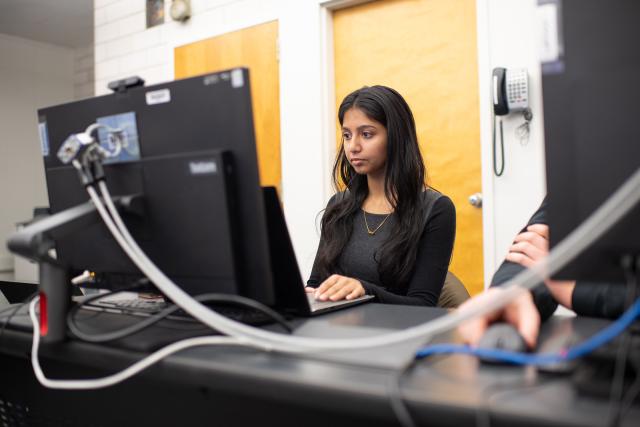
[477,323,528,363]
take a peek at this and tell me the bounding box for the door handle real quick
[468,193,483,208]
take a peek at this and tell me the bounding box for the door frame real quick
[318,0,496,288]
[317,0,377,202]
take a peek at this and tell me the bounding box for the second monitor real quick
[38,68,274,304]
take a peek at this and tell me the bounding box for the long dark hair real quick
[315,86,427,290]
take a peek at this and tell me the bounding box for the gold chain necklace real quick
[363,210,392,235]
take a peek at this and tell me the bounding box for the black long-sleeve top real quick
[307,190,456,306]
[490,197,627,320]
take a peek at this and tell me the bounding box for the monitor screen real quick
[544,0,640,282]
[37,68,274,304]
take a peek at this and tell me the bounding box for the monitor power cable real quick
[29,295,273,390]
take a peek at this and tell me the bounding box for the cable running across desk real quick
[28,295,272,390]
[414,297,640,365]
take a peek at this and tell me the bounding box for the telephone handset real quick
[492,67,529,115]
[491,67,532,177]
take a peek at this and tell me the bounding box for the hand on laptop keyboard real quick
[311,274,366,302]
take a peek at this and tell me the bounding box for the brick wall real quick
[74,45,95,99]
[93,0,275,95]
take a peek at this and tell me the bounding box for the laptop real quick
[261,187,374,316]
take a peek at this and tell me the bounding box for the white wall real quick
[477,0,547,287]
[0,34,75,272]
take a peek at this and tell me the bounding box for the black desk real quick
[0,303,638,426]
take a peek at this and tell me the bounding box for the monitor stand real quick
[7,195,143,344]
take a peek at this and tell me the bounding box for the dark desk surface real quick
[0,302,638,427]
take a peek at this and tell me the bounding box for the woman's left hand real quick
[314,274,366,301]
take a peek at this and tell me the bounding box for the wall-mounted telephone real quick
[491,67,532,176]
[493,67,529,115]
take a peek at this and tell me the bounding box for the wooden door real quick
[174,21,281,188]
[334,0,483,294]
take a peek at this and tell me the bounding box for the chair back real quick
[437,271,470,309]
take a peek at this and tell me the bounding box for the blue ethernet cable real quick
[414,298,640,366]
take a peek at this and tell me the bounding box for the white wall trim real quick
[316,0,376,203]
[476,0,496,289]
[315,0,378,202]
[318,5,337,205]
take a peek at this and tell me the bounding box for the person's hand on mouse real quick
[312,274,365,301]
[457,287,540,349]
[507,224,576,308]
[457,225,551,349]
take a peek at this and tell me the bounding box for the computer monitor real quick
[544,0,640,282]
[37,68,274,304]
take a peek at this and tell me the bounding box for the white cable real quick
[28,296,270,390]
[84,123,124,159]
[89,165,640,352]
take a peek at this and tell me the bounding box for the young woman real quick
[306,86,456,306]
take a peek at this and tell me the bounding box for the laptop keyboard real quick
[306,293,373,311]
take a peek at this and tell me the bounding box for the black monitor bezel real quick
[37,68,274,304]
[544,0,640,283]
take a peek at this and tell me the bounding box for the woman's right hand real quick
[313,274,366,301]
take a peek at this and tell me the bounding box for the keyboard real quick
[85,293,276,326]
[91,297,168,314]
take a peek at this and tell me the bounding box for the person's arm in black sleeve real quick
[489,196,558,321]
[307,194,338,288]
[490,260,558,322]
[571,281,628,319]
[360,196,456,306]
